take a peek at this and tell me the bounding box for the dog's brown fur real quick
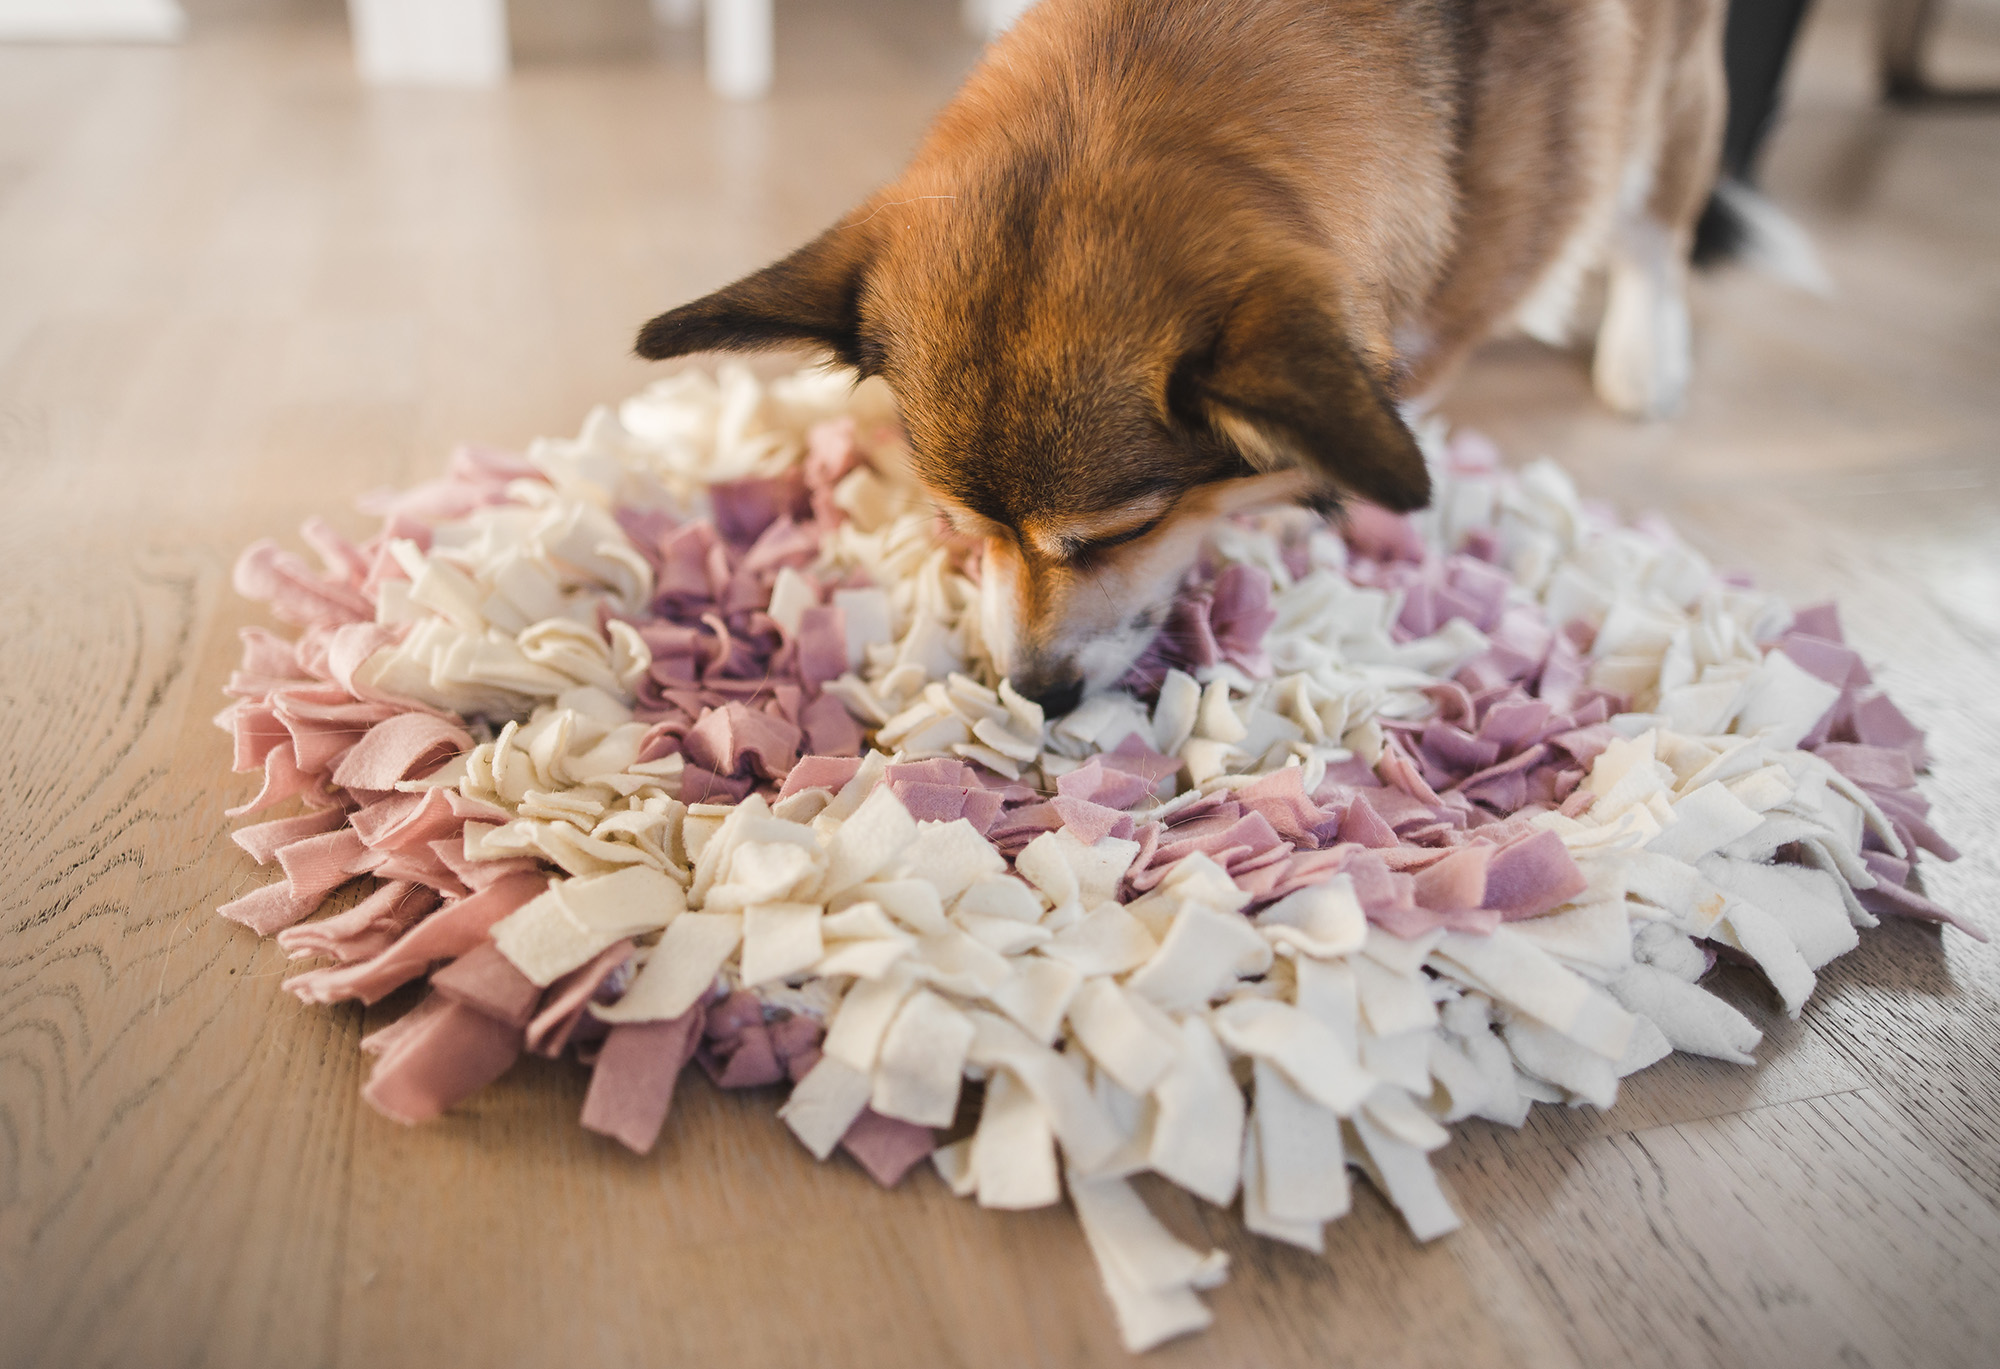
[636,0,1725,709]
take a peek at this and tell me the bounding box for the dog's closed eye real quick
[1022,489,1177,565]
[1061,515,1165,564]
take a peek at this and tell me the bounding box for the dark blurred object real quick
[1877,0,2000,103]
[1695,0,1815,264]
[1717,0,1816,182]
[1697,0,2000,262]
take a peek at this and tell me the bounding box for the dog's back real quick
[901,0,1721,395]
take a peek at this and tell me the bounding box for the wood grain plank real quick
[1447,1089,2000,1369]
[0,544,358,1369]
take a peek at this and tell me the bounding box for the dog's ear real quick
[635,216,878,365]
[1173,280,1431,513]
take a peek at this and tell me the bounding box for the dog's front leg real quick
[1593,213,1694,419]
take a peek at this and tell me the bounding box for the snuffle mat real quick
[218,364,1977,1352]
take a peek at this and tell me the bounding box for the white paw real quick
[1593,258,1691,420]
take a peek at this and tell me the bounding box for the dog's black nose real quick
[1020,675,1084,718]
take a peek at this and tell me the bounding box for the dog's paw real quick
[1593,257,1692,420]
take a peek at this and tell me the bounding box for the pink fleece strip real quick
[362,997,523,1126]
[580,1005,708,1155]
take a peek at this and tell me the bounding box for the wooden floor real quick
[2,2,1996,1365]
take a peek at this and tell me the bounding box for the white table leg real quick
[965,0,1035,39]
[0,0,185,40]
[346,0,509,87]
[706,0,772,100]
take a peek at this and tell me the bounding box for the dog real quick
[633,0,1730,714]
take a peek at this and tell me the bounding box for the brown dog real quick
[634,0,1726,712]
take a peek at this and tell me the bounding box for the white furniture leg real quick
[965,0,1035,39]
[0,0,185,40]
[706,0,771,100]
[346,0,509,87]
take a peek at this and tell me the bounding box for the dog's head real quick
[635,167,1429,713]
